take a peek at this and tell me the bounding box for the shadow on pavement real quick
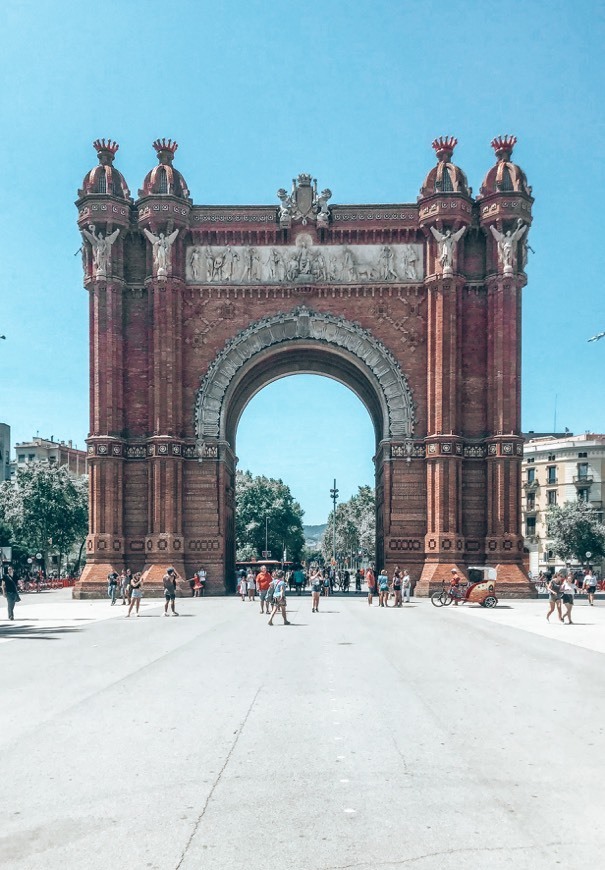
[0,624,82,640]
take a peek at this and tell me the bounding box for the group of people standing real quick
[107,567,180,617]
[367,566,413,607]
[545,568,598,625]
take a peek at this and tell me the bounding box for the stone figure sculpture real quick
[81,224,120,279]
[188,247,203,281]
[430,226,466,276]
[378,246,399,281]
[143,227,179,278]
[490,221,527,275]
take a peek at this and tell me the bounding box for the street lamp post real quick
[330,479,339,568]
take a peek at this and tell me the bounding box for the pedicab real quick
[431,566,498,608]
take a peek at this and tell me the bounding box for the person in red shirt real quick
[450,568,463,605]
[255,565,273,615]
[365,568,376,606]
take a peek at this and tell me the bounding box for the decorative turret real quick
[478,136,533,276]
[478,135,531,198]
[418,137,472,278]
[139,139,191,200]
[78,139,131,200]
[419,137,471,198]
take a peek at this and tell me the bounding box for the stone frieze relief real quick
[186,236,423,285]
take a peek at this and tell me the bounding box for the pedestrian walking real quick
[323,569,331,597]
[163,567,179,616]
[560,574,576,624]
[2,566,20,621]
[126,572,143,616]
[355,569,362,594]
[293,564,305,596]
[402,570,412,604]
[378,569,389,607]
[310,567,322,612]
[268,570,291,626]
[366,567,376,605]
[107,571,119,605]
[255,564,273,614]
[119,570,129,605]
[188,575,196,596]
[237,571,247,601]
[246,569,256,601]
[546,574,563,622]
[584,568,597,606]
[392,566,402,607]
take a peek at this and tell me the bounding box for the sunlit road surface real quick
[1,589,604,870]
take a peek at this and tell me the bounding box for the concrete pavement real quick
[1,590,604,870]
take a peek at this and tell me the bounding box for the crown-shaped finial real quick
[432,136,458,161]
[153,139,178,164]
[93,139,119,162]
[491,135,517,161]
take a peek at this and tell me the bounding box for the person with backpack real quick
[268,570,291,626]
[378,568,390,607]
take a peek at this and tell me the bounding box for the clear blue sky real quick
[0,1,603,523]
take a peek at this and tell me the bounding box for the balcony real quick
[523,480,539,490]
[573,475,594,486]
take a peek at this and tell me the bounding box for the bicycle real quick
[431,581,467,607]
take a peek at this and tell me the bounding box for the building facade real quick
[11,436,88,477]
[522,434,605,576]
[75,135,534,597]
[0,423,10,481]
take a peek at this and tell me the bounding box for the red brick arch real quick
[74,145,534,598]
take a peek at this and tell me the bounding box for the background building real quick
[11,436,88,478]
[522,433,605,577]
[0,423,10,481]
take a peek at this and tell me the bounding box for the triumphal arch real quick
[74,135,533,597]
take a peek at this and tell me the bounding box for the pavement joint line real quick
[174,684,262,870]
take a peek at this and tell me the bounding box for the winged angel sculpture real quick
[430,226,466,276]
[143,228,179,278]
[81,224,120,279]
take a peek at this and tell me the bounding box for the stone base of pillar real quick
[73,562,124,599]
[141,561,187,596]
[415,561,466,597]
[486,563,535,598]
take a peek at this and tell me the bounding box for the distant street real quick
[1,590,604,870]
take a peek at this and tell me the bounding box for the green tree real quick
[235,470,305,562]
[321,485,375,564]
[546,501,605,565]
[0,464,88,573]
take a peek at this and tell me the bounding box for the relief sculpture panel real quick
[186,237,423,284]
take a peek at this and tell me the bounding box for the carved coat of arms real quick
[277,173,332,227]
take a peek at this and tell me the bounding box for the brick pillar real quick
[484,274,529,593]
[74,281,126,598]
[419,276,466,592]
[381,441,426,581]
[141,278,186,592]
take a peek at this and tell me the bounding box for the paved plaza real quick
[1,589,604,870]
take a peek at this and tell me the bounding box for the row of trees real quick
[320,485,375,564]
[0,463,88,575]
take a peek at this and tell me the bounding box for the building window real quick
[547,466,557,484]
[28,454,35,461]
[547,549,555,561]
[157,167,168,194]
[578,452,587,458]
[577,489,589,503]
[18,454,25,462]
[527,457,535,463]
[548,454,556,461]
[526,493,536,510]
[577,462,589,479]
[526,517,536,536]
[527,467,535,483]
[547,490,557,506]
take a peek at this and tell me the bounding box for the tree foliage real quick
[321,485,375,563]
[235,470,305,562]
[546,501,605,564]
[0,463,88,570]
